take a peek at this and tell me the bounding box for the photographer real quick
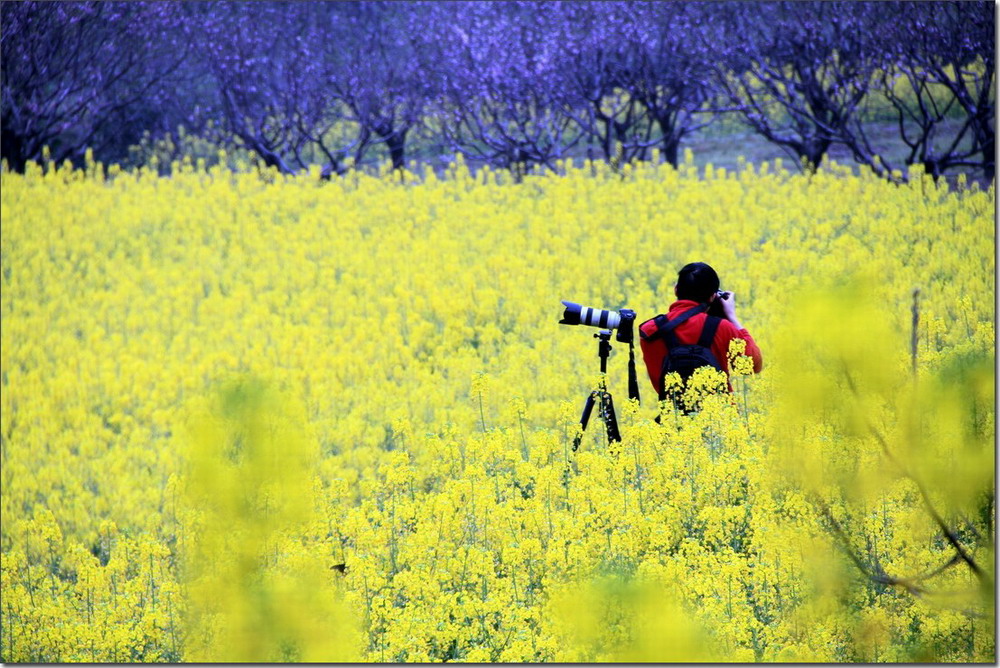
[639,262,763,404]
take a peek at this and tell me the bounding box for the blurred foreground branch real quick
[841,365,987,583]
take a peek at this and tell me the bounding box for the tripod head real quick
[594,330,613,374]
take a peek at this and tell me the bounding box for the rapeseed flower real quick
[0,155,993,662]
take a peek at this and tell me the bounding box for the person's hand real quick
[719,291,742,329]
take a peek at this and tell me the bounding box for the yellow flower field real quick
[0,154,994,662]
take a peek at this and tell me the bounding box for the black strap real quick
[627,338,641,404]
[698,316,722,349]
[640,303,709,343]
[639,313,668,341]
[664,325,682,349]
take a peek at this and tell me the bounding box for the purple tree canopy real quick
[1,1,187,171]
[1,1,994,180]
[549,1,653,165]
[613,2,720,166]
[183,2,375,174]
[423,1,579,173]
[871,1,995,180]
[710,1,884,171]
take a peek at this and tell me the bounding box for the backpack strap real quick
[640,303,709,345]
[698,315,722,349]
[639,314,670,341]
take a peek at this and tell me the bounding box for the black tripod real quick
[572,329,641,451]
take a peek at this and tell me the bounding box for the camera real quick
[707,290,731,319]
[559,301,636,344]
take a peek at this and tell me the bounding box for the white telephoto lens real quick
[581,306,620,329]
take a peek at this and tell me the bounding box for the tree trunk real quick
[801,137,831,172]
[980,128,995,182]
[600,117,613,162]
[651,110,683,167]
[1,124,28,172]
[657,119,680,167]
[354,127,372,167]
[385,129,407,171]
[255,146,295,174]
[661,135,680,167]
[922,157,944,181]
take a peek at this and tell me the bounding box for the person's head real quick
[674,262,720,303]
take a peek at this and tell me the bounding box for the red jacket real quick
[638,299,763,394]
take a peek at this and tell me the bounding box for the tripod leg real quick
[573,391,597,452]
[602,391,621,444]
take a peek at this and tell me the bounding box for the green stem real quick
[478,391,487,434]
[517,411,529,462]
[742,377,750,435]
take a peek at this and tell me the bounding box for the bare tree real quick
[323,2,432,171]
[3,1,990,181]
[185,2,437,175]
[185,2,323,174]
[428,1,580,174]
[850,1,995,181]
[615,2,718,167]
[711,2,880,172]
[551,2,652,165]
[816,353,993,607]
[1,2,188,171]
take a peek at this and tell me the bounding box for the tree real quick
[551,2,652,165]
[711,2,880,172]
[771,284,994,657]
[614,2,718,167]
[183,2,324,174]
[1,2,188,171]
[326,2,432,171]
[184,2,436,175]
[853,2,995,181]
[428,1,580,173]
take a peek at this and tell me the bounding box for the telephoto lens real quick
[559,301,622,329]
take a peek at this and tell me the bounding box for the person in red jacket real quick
[639,262,763,406]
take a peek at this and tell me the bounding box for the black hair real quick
[676,262,720,303]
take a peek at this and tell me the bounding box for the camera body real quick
[560,301,636,344]
[707,290,731,319]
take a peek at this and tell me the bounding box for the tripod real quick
[572,329,640,451]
